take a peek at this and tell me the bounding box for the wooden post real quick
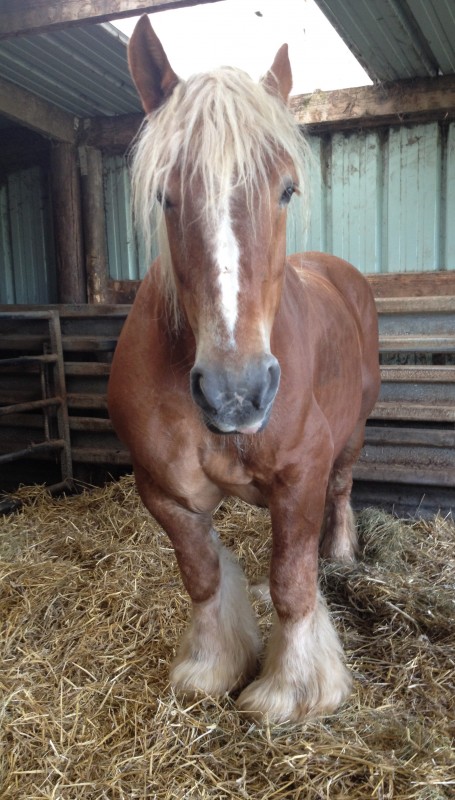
[0,0,225,39]
[79,146,110,304]
[50,142,86,303]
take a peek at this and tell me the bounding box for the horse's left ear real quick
[128,15,180,113]
[262,44,292,104]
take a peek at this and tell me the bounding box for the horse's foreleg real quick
[237,481,351,723]
[171,534,261,695]
[134,467,260,696]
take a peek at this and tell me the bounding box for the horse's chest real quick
[202,448,251,487]
[199,446,267,506]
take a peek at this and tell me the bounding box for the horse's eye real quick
[279,183,296,207]
[157,190,171,210]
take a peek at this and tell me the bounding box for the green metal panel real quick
[329,130,382,271]
[104,155,138,280]
[314,0,455,81]
[0,184,15,303]
[444,123,455,269]
[286,136,324,255]
[102,124,455,280]
[103,154,156,281]
[0,24,141,118]
[410,0,455,75]
[384,123,441,272]
[287,120,455,275]
[0,166,56,304]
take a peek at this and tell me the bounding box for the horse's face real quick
[129,16,300,435]
[161,159,297,434]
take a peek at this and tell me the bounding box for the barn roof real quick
[0,22,141,118]
[1,1,454,130]
[315,0,455,82]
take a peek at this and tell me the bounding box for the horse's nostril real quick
[190,368,219,414]
[254,358,280,411]
[268,360,281,393]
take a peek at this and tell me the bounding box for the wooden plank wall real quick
[356,296,455,491]
[0,307,129,490]
[0,299,454,512]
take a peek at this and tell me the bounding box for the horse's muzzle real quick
[190,355,281,435]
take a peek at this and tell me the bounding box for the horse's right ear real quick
[128,15,179,113]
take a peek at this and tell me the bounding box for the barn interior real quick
[0,0,454,514]
[1,4,454,798]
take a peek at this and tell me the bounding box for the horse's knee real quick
[134,468,221,603]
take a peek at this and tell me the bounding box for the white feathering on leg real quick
[170,537,261,696]
[237,590,352,722]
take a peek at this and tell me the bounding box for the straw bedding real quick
[1,475,453,799]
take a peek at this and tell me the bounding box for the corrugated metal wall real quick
[103,154,157,281]
[104,155,143,281]
[0,166,57,304]
[287,120,455,273]
[104,120,455,281]
[1,120,454,301]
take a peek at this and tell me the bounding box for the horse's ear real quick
[128,15,179,113]
[262,44,292,104]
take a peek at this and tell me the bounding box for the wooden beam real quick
[50,144,86,303]
[291,74,455,131]
[109,279,141,303]
[0,75,77,143]
[367,271,455,299]
[81,73,455,151]
[0,0,225,39]
[81,113,142,152]
[79,147,111,304]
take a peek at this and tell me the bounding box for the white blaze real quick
[214,196,240,344]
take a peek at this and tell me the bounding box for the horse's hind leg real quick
[319,421,366,563]
[135,466,260,696]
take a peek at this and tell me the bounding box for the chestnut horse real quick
[108,16,380,723]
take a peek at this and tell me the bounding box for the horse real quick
[108,15,381,723]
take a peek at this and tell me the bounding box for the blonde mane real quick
[130,66,308,324]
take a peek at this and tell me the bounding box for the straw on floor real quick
[1,475,453,799]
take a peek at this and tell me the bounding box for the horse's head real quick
[128,16,306,435]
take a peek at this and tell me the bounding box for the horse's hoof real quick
[236,667,352,724]
[237,595,353,723]
[170,650,257,697]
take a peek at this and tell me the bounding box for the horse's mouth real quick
[204,410,271,436]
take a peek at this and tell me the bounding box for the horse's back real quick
[288,252,374,317]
